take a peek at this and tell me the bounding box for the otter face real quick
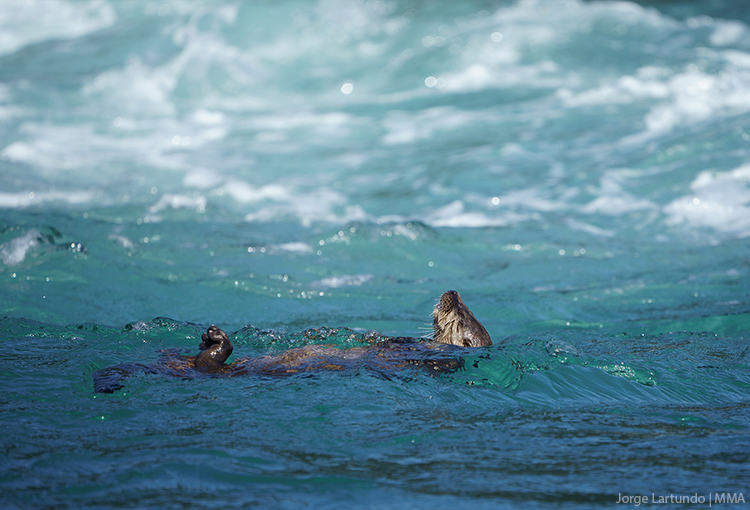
[432,291,492,347]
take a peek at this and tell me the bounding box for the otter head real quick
[432,291,492,347]
[195,325,234,368]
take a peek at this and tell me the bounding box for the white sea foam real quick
[560,62,750,136]
[431,0,673,95]
[2,122,161,174]
[254,0,402,68]
[709,20,746,47]
[663,164,750,238]
[190,110,226,126]
[148,194,207,215]
[644,67,750,133]
[582,194,656,216]
[1,116,230,198]
[0,190,94,209]
[487,189,564,212]
[242,185,370,227]
[108,234,135,250]
[0,0,115,56]
[85,57,178,116]
[312,274,374,288]
[565,219,615,238]
[557,74,670,108]
[0,230,42,266]
[1,0,746,240]
[223,180,290,204]
[276,242,313,254]
[547,8,750,137]
[381,107,493,145]
[373,189,566,230]
[581,170,658,216]
[178,172,377,226]
[0,124,114,172]
[251,111,353,133]
[336,153,369,169]
[83,4,257,117]
[724,50,750,69]
[0,83,25,122]
[442,61,561,93]
[425,200,528,228]
[183,169,224,189]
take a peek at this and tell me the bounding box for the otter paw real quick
[200,325,228,349]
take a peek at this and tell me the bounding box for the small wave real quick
[558,62,750,135]
[0,190,94,209]
[0,0,115,57]
[108,234,135,250]
[182,168,224,189]
[0,227,84,266]
[663,164,750,238]
[148,194,207,216]
[709,19,747,46]
[0,229,43,266]
[381,107,490,145]
[565,219,615,238]
[644,66,750,133]
[222,180,290,204]
[243,189,370,226]
[425,200,527,228]
[276,242,313,254]
[312,274,374,288]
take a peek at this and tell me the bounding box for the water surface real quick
[1,0,749,508]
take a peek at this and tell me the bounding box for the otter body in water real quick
[93,291,491,393]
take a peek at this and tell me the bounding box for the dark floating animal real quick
[93,290,492,393]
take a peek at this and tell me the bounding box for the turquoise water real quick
[1,0,749,508]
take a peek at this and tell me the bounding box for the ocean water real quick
[1,0,749,508]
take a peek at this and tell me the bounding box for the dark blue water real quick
[1,0,749,508]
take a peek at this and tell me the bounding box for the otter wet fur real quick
[93,290,492,393]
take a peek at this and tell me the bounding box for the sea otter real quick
[93,290,492,393]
